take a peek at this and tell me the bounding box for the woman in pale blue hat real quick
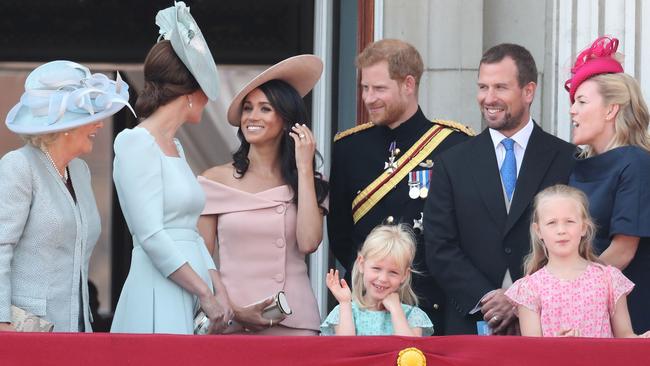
[0,61,133,332]
[110,2,232,334]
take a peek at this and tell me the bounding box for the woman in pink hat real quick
[566,36,650,333]
[198,55,329,335]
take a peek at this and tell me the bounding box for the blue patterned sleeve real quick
[320,304,341,336]
[405,305,434,336]
[0,151,32,322]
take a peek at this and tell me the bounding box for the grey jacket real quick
[0,145,100,332]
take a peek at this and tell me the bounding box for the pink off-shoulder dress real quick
[198,176,322,334]
[505,263,634,337]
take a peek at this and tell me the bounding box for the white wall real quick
[381,0,650,140]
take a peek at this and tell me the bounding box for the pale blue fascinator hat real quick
[5,60,135,135]
[156,1,219,101]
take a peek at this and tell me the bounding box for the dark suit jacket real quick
[423,123,576,334]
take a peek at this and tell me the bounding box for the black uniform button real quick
[433,303,440,310]
[504,247,512,254]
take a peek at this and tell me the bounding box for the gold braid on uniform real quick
[333,122,375,142]
[432,119,476,136]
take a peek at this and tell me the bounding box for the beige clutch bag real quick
[11,305,54,332]
[194,291,292,335]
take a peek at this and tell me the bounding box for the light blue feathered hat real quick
[5,60,135,135]
[156,1,220,101]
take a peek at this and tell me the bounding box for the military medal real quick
[413,212,423,232]
[417,169,432,199]
[418,159,434,168]
[408,171,420,199]
[384,141,399,174]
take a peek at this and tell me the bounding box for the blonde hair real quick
[524,185,600,275]
[356,39,424,87]
[580,73,650,158]
[20,132,63,151]
[351,224,419,308]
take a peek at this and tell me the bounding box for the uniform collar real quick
[380,107,428,141]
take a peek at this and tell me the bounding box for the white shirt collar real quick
[489,118,534,151]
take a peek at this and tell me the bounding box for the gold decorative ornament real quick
[397,347,426,366]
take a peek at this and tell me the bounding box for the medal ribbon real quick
[351,125,453,223]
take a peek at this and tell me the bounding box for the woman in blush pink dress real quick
[197,55,329,335]
[505,185,649,338]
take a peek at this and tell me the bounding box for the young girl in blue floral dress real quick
[321,224,433,336]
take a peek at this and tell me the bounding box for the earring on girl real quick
[187,95,193,109]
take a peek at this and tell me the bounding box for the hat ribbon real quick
[9,72,135,126]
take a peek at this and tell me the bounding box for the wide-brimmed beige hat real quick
[226,54,323,126]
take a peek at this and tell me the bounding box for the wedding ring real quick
[299,133,305,139]
[227,319,233,326]
[492,315,499,322]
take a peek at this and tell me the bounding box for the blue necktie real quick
[500,138,516,201]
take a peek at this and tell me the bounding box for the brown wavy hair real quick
[135,40,200,119]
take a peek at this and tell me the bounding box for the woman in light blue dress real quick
[110,2,232,334]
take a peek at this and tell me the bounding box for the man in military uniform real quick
[327,39,473,335]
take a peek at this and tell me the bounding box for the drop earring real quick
[187,95,193,109]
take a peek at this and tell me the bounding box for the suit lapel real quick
[470,130,507,228]
[504,124,555,235]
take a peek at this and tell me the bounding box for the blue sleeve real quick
[0,151,32,322]
[113,128,187,277]
[610,151,650,238]
[404,304,434,336]
[320,304,341,336]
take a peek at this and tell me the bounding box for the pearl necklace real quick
[43,148,69,182]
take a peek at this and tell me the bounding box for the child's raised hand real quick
[326,269,351,304]
[381,292,402,313]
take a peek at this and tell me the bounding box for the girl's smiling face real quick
[358,255,408,309]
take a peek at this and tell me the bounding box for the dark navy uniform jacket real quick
[327,107,472,335]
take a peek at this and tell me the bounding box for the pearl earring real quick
[188,95,193,109]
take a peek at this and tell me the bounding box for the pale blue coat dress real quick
[110,127,216,334]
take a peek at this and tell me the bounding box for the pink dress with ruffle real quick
[505,263,633,337]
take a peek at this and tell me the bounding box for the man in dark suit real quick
[423,43,576,335]
[328,39,472,335]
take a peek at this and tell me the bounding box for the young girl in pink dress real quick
[505,184,650,338]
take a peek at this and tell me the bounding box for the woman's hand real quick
[326,269,351,304]
[0,322,16,332]
[289,123,316,172]
[199,293,231,334]
[232,297,286,332]
[381,292,402,314]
